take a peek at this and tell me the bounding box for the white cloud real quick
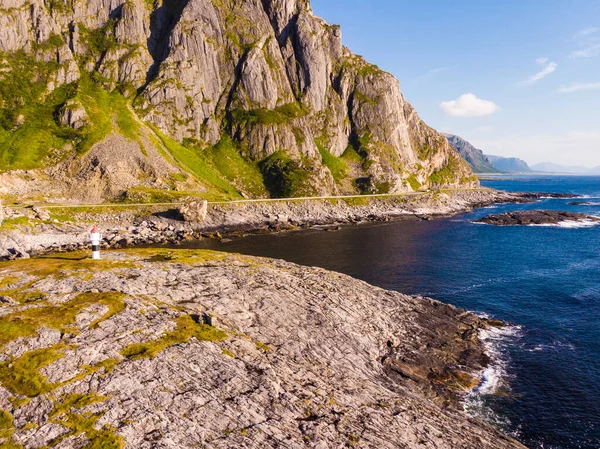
[472,131,600,166]
[570,27,600,58]
[521,61,557,85]
[570,44,600,59]
[558,82,600,93]
[536,57,549,64]
[478,125,494,131]
[439,93,499,117]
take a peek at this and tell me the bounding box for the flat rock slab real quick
[477,210,600,226]
[0,249,525,449]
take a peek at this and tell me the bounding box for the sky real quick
[310,0,600,167]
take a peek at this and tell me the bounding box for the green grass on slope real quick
[230,103,305,127]
[151,129,242,200]
[428,152,464,186]
[202,136,267,197]
[340,144,365,164]
[0,47,253,200]
[0,48,142,171]
[317,142,348,184]
[75,74,142,154]
[406,174,422,191]
[0,50,76,170]
[260,151,314,198]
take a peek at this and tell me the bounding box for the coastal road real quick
[13,187,494,210]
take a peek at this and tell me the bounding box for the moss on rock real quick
[121,314,227,360]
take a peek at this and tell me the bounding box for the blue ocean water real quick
[185,175,600,449]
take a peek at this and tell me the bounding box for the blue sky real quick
[311,0,600,167]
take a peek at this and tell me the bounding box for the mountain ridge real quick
[444,134,500,173]
[487,155,532,173]
[0,0,476,203]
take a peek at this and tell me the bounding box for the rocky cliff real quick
[0,0,477,203]
[0,249,525,448]
[445,134,499,173]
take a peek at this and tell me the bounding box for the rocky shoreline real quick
[0,248,526,448]
[0,189,530,260]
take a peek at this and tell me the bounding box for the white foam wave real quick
[462,323,523,432]
[529,219,600,228]
[525,341,576,353]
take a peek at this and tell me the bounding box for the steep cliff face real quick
[0,0,477,202]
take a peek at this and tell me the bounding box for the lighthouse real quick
[89,225,102,260]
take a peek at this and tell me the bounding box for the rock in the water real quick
[178,200,208,223]
[568,201,592,206]
[521,193,580,199]
[476,210,600,226]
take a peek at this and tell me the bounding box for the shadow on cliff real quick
[145,0,191,86]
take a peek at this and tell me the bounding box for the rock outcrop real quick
[0,0,477,202]
[0,249,525,448]
[476,210,600,226]
[521,193,579,199]
[178,200,208,223]
[568,201,592,206]
[57,99,88,130]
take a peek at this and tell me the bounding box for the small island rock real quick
[476,210,600,226]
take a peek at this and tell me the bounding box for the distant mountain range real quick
[531,162,600,175]
[443,134,499,173]
[446,134,599,175]
[487,155,532,173]
[445,134,532,173]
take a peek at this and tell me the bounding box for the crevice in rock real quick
[145,0,190,85]
[223,49,253,133]
[260,0,288,43]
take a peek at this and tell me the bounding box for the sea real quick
[183,175,600,449]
